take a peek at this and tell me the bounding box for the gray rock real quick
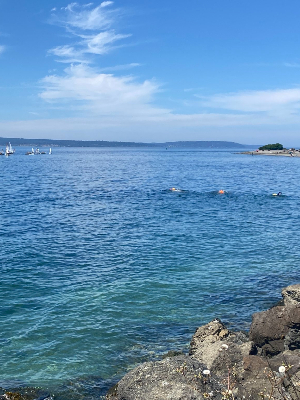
[106,355,225,400]
[190,319,253,376]
[282,284,300,306]
[189,319,230,368]
[285,328,300,351]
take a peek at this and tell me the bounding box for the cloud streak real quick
[198,88,300,114]
[49,2,129,63]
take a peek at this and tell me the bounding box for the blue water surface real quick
[0,147,299,398]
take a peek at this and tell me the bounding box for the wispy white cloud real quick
[100,1,114,8]
[48,45,85,63]
[39,64,164,117]
[49,2,128,63]
[82,30,131,55]
[198,88,300,114]
[0,45,6,55]
[56,2,116,31]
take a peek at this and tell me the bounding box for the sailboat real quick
[49,148,52,155]
[5,142,15,155]
[26,148,35,155]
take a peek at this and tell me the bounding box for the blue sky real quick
[1,0,300,144]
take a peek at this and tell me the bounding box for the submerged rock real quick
[0,389,53,400]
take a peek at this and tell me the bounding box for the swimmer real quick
[218,189,225,194]
[170,187,182,192]
[272,192,282,196]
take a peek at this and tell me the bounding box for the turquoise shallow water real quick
[1,147,300,398]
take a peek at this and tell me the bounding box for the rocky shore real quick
[242,149,300,157]
[106,284,300,400]
[2,285,300,400]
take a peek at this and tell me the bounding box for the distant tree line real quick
[259,143,283,150]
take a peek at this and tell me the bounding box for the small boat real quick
[49,148,52,155]
[26,148,35,155]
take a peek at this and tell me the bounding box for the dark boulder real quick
[249,286,300,356]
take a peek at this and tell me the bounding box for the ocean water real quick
[1,147,300,398]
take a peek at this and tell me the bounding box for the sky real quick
[1,0,300,144]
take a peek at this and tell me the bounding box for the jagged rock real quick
[282,284,300,306]
[285,327,300,350]
[106,355,226,400]
[189,319,229,368]
[189,318,253,377]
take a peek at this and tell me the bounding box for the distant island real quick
[258,143,283,151]
[0,138,259,149]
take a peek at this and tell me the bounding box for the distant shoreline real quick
[0,138,260,149]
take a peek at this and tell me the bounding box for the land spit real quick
[242,149,300,157]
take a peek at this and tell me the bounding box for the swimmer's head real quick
[218,190,225,194]
[170,187,176,191]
